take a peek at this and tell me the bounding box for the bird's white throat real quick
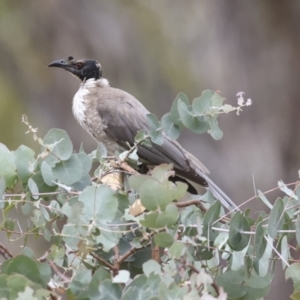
[72,78,109,127]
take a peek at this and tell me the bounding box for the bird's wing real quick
[95,87,203,174]
[94,87,238,210]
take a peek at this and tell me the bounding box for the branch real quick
[0,242,13,259]
[48,260,71,283]
[89,252,116,272]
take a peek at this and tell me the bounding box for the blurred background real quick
[0,1,298,297]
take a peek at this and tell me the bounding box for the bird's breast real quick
[72,84,125,155]
[73,86,88,127]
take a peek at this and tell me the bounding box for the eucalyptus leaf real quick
[268,197,284,238]
[40,161,56,186]
[78,185,118,224]
[14,145,35,183]
[29,171,57,196]
[0,143,17,187]
[177,99,209,134]
[43,128,73,164]
[0,177,6,209]
[52,154,82,185]
[154,232,174,247]
[161,112,183,140]
[192,90,213,115]
[255,221,267,260]
[228,212,251,251]
[203,201,221,240]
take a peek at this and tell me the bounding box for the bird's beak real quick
[48,59,72,69]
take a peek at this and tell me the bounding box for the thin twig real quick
[90,252,116,272]
[0,242,13,259]
[48,260,71,283]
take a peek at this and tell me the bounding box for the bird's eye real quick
[76,62,83,69]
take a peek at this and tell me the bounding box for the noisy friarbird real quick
[48,56,238,210]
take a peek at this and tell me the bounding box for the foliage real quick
[0,90,298,300]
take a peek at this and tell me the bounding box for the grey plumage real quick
[49,57,239,210]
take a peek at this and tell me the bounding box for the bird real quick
[48,56,238,210]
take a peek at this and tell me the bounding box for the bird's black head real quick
[48,56,102,81]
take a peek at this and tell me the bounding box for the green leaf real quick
[52,154,82,185]
[281,235,289,269]
[161,112,183,140]
[286,263,300,291]
[143,260,162,276]
[128,174,151,190]
[150,164,173,181]
[69,269,92,298]
[98,279,122,300]
[207,117,223,140]
[169,241,186,258]
[154,232,174,247]
[255,221,267,260]
[36,261,51,287]
[268,197,284,238]
[134,130,149,143]
[0,177,6,209]
[216,270,247,298]
[1,255,49,288]
[96,142,107,159]
[122,274,160,300]
[14,145,35,183]
[61,224,83,249]
[253,235,273,277]
[228,212,251,251]
[296,215,300,246]
[140,212,160,228]
[177,99,209,134]
[43,128,73,165]
[146,114,164,145]
[29,171,57,196]
[192,90,213,115]
[139,179,173,211]
[257,190,273,209]
[0,143,17,187]
[78,185,118,224]
[211,91,225,107]
[245,272,271,289]
[88,269,110,300]
[290,291,300,300]
[203,201,221,240]
[28,178,39,200]
[170,93,189,121]
[155,203,179,227]
[40,161,56,186]
[230,248,248,271]
[75,152,92,176]
[278,180,297,199]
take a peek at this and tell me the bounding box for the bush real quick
[0,91,298,300]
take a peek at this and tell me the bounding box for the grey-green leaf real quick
[78,185,118,224]
[0,143,17,187]
[228,212,251,251]
[268,197,284,238]
[255,221,267,260]
[203,201,221,240]
[161,112,183,140]
[43,128,73,164]
[14,145,35,183]
[154,232,174,248]
[52,154,82,185]
[192,90,213,115]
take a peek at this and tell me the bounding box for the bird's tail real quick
[202,174,240,211]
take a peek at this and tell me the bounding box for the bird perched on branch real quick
[48,56,238,210]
